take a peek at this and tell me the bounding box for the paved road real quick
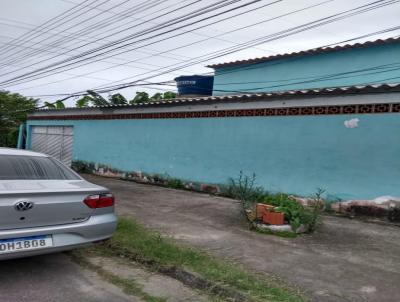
[84,173,400,302]
[0,253,135,302]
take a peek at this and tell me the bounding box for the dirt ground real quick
[84,174,400,302]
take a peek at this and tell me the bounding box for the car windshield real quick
[0,155,80,180]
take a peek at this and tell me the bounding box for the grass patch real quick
[101,217,305,302]
[71,251,166,302]
[165,177,186,190]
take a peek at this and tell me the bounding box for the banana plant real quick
[86,90,109,106]
[44,100,65,109]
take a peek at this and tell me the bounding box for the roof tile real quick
[207,37,400,69]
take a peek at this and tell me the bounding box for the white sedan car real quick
[0,148,117,260]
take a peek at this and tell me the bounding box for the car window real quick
[0,155,80,180]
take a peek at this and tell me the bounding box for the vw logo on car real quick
[14,201,34,212]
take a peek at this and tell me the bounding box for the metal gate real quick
[31,126,74,166]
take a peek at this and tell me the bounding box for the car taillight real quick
[84,193,115,208]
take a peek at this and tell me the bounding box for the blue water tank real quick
[174,75,214,96]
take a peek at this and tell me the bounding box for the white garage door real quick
[31,126,74,166]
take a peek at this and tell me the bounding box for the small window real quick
[0,155,80,180]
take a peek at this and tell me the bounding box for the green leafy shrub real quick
[306,188,325,232]
[265,195,305,230]
[166,177,185,189]
[262,190,324,232]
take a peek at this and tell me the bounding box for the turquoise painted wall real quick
[213,43,400,95]
[27,113,400,200]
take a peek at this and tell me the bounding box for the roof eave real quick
[207,37,400,69]
[30,83,400,114]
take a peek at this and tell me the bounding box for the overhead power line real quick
[208,25,400,79]
[0,0,272,86]
[0,0,171,69]
[0,0,193,67]
[0,0,240,78]
[221,64,400,93]
[26,80,176,98]
[14,0,332,92]
[30,56,400,104]
[321,25,400,47]
[4,0,399,98]
[0,2,203,78]
[54,0,278,54]
[0,0,276,66]
[22,27,400,98]
[0,0,103,58]
[87,0,399,93]
[8,0,398,89]
[0,0,93,54]
[0,0,165,68]
[90,0,337,90]
[6,0,291,91]
[0,11,198,68]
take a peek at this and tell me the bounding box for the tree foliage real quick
[73,90,177,108]
[75,95,91,108]
[108,93,127,105]
[150,92,163,101]
[130,91,149,104]
[44,100,65,109]
[86,90,109,106]
[129,91,177,104]
[162,91,177,99]
[74,91,110,107]
[0,90,37,147]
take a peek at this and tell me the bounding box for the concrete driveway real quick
[84,174,400,302]
[0,253,135,302]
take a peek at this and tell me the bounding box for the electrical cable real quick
[0,0,105,58]
[0,0,165,68]
[87,0,400,94]
[7,1,397,104]
[16,0,331,92]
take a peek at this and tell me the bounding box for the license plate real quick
[0,235,53,254]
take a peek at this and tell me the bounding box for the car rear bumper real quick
[0,213,117,260]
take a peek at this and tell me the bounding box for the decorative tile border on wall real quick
[28,103,400,121]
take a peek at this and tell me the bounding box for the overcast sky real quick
[0,0,399,105]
